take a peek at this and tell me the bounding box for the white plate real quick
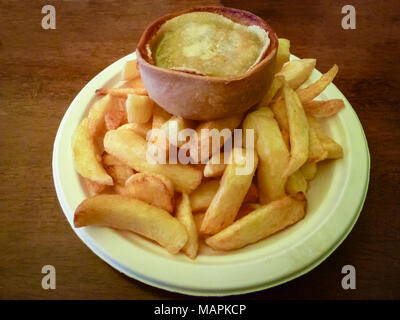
[53,53,370,296]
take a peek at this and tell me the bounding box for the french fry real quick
[74,194,188,254]
[191,115,243,163]
[203,151,231,178]
[300,162,318,180]
[275,38,290,73]
[152,104,172,129]
[235,203,259,220]
[72,118,113,185]
[161,116,194,147]
[84,178,107,196]
[271,99,290,133]
[189,180,220,212]
[96,87,148,98]
[87,94,117,137]
[126,93,154,124]
[258,77,283,108]
[103,153,134,185]
[297,64,338,102]
[206,193,306,250]
[308,116,343,159]
[270,65,339,132]
[243,107,289,203]
[103,125,203,193]
[105,98,126,130]
[282,85,309,177]
[122,60,140,81]
[176,193,199,259]
[320,137,343,159]
[117,172,174,212]
[307,116,328,163]
[127,121,152,139]
[286,170,308,194]
[193,212,205,235]
[275,58,316,90]
[303,99,345,118]
[201,148,258,235]
[106,163,134,186]
[148,105,172,155]
[189,180,258,213]
[281,129,290,149]
[203,161,226,178]
[103,153,126,167]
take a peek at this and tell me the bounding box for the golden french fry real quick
[106,163,134,186]
[286,170,308,194]
[123,76,145,90]
[126,121,152,138]
[203,162,226,178]
[87,94,117,137]
[275,38,290,73]
[148,105,171,154]
[258,77,283,108]
[193,212,205,235]
[103,125,203,193]
[300,162,318,180]
[189,180,220,212]
[297,64,339,102]
[303,99,345,118]
[84,178,107,196]
[122,60,140,81]
[235,203,257,220]
[275,58,316,90]
[72,118,113,185]
[206,193,306,250]
[191,115,243,163]
[282,85,309,177]
[270,65,339,132]
[176,193,199,259]
[96,87,148,98]
[321,138,343,159]
[74,194,188,254]
[103,153,134,185]
[243,107,289,203]
[307,116,328,163]
[203,151,231,178]
[189,179,258,213]
[281,129,290,149]
[103,153,126,167]
[105,98,126,131]
[118,172,174,212]
[271,99,290,132]
[308,116,343,159]
[201,148,258,235]
[161,116,194,147]
[152,105,172,129]
[126,94,153,124]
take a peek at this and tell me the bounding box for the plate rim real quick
[52,53,370,296]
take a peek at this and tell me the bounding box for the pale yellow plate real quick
[53,53,370,296]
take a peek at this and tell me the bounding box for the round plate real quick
[53,53,370,296]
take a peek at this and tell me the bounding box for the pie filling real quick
[149,12,270,78]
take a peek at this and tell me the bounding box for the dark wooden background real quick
[0,0,399,299]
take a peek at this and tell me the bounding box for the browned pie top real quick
[148,12,270,78]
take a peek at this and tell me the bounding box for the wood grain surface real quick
[0,0,399,299]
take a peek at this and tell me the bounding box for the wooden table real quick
[1,0,399,299]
